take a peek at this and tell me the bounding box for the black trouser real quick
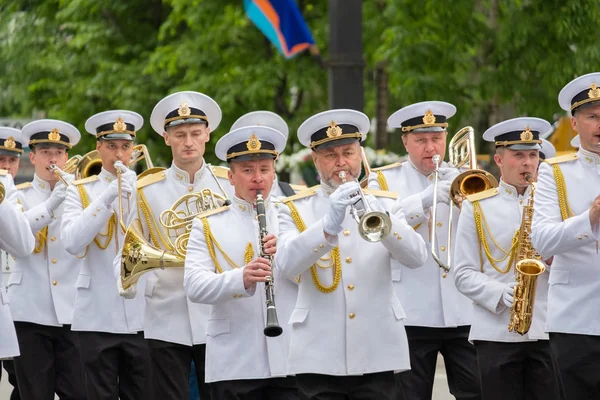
[1,360,21,400]
[296,371,396,400]
[396,326,480,400]
[474,340,561,400]
[210,376,298,400]
[147,339,210,400]
[78,331,152,400]
[13,322,85,400]
[550,332,600,400]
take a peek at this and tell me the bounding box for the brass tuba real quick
[508,173,545,335]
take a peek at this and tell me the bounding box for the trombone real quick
[430,127,498,275]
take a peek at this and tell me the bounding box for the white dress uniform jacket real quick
[129,162,234,346]
[454,180,549,343]
[8,175,81,326]
[531,149,600,336]
[277,186,428,376]
[2,250,15,289]
[184,196,297,382]
[0,172,35,358]
[368,161,472,327]
[62,168,144,333]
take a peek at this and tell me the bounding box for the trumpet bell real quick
[450,170,498,206]
[358,211,392,243]
[121,219,184,290]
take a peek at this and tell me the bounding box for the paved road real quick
[1,356,456,399]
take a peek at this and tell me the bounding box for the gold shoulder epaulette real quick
[282,185,319,203]
[466,188,499,202]
[137,167,166,180]
[372,162,403,172]
[545,153,578,165]
[198,205,230,219]
[0,169,8,176]
[363,188,399,199]
[15,182,32,190]
[136,169,167,189]
[72,175,99,186]
[290,183,308,192]
[211,165,230,180]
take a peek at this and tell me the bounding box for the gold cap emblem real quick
[423,110,436,125]
[113,117,126,132]
[588,83,600,100]
[326,121,343,138]
[4,136,16,149]
[246,133,261,151]
[520,127,534,141]
[48,128,61,142]
[178,102,191,117]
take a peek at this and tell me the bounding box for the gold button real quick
[52,280,57,286]
[343,230,350,236]
[578,236,582,240]
[416,214,420,217]
[6,266,9,271]
[35,218,39,221]
[51,236,56,242]
[393,232,398,236]
[189,186,194,192]
[92,213,97,216]
[442,273,447,278]
[345,257,352,264]
[96,207,101,211]
[410,216,414,220]
[437,222,442,227]
[319,244,324,248]
[349,313,355,319]
[347,284,354,290]
[585,234,589,238]
[397,236,402,240]
[314,248,318,252]
[52,259,57,264]
[441,246,446,252]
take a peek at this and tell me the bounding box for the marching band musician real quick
[184,125,299,399]
[277,109,428,399]
[453,117,560,400]
[539,138,556,162]
[123,91,233,400]
[61,110,150,400]
[0,126,25,400]
[230,110,298,197]
[531,72,600,399]
[368,102,481,400]
[0,147,34,392]
[9,120,86,399]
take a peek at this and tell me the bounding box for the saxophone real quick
[508,173,546,335]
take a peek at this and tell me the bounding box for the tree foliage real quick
[1,0,599,165]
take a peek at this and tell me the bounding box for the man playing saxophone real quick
[531,72,600,399]
[454,117,560,400]
[368,101,480,400]
[277,109,428,399]
[121,91,233,400]
[61,110,150,400]
[184,125,298,399]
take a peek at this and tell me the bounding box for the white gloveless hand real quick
[117,277,137,299]
[45,183,68,212]
[323,181,361,236]
[501,281,518,308]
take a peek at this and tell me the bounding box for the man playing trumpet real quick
[62,110,150,400]
[184,125,298,399]
[454,117,560,400]
[368,102,481,400]
[9,119,86,400]
[277,109,428,399]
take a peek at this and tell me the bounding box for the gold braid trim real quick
[551,164,574,221]
[136,188,171,250]
[201,217,249,274]
[285,201,341,293]
[376,170,389,191]
[76,184,116,250]
[472,201,519,274]
[33,226,48,254]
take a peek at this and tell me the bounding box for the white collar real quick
[33,174,51,193]
[232,195,270,217]
[170,160,207,184]
[99,168,117,183]
[498,178,531,199]
[578,148,600,167]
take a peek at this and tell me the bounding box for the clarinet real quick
[256,191,283,337]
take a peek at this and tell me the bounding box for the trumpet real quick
[114,161,130,233]
[338,171,391,242]
[49,155,82,186]
[256,191,283,337]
